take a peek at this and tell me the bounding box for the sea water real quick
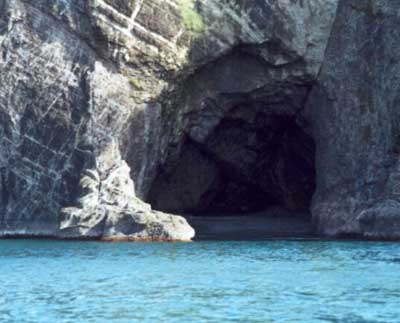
[0,240,399,323]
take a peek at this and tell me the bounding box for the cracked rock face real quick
[0,0,195,241]
[0,0,400,240]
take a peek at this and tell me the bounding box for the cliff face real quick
[0,0,399,240]
[0,0,194,240]
[308,0,400,239]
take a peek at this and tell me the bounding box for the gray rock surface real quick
[0,0,399,240]
[307,0,400,239]
[0,0,194,240]
[148,0,338,216]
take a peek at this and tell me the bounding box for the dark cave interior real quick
[148,104,316,219]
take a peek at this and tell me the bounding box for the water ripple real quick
[0,240,400,322]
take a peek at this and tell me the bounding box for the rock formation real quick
[0,0,399,240]
[307,0,400,239]
[0,0,195,241]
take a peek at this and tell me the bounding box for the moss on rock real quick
[177,0,204,35]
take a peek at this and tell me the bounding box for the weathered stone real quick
[306,0,400,239]
[0,0,194,241]
[1,0,400,240]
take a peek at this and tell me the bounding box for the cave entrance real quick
[147,104,316,223]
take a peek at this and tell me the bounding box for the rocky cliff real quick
[0,0,399,241]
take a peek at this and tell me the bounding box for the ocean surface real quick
[0,240,399,323]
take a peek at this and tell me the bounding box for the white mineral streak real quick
[14,0,400,241]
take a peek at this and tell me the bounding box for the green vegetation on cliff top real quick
[178,0,204,34]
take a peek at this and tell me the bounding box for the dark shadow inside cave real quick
[147,104,316,221]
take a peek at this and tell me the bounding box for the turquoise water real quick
[0,240,400,323]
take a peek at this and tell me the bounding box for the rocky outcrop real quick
[0,0,400,240]
[307,0,400,239]
[0,0,194,241]
[59,145,194,241]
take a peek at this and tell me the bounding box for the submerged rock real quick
[0,0,399,240]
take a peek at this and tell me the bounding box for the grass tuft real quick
[178,0,204,35]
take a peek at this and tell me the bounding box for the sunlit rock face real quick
[0,0,194,240]
[0,0,399,240]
